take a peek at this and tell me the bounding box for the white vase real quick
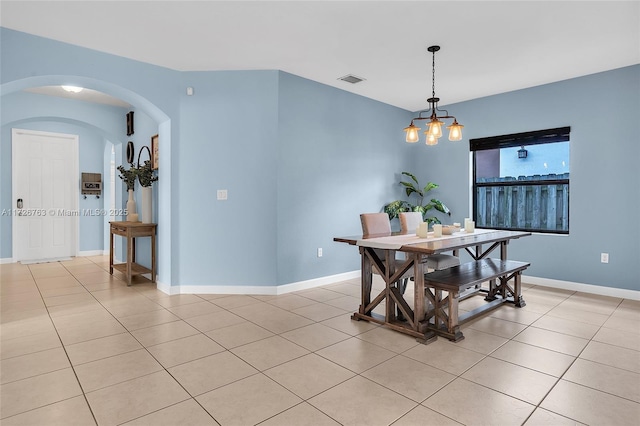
[126,189,137,221]
[141,186,152,223]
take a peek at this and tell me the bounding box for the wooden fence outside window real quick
[475,173,569,233]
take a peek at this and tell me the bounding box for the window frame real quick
[470,127,570,235]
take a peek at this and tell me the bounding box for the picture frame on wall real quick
[151,134,159,170]
[126,111,134,136]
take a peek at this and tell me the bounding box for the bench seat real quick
[421,258,530,342]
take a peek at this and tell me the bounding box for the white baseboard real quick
[523,275,640,301]
[162,270,361,296]
[79,250,106,257]
[1,252,105,264]
[156,279,175,295]
[274,270,360,295]
[137,271,640,302]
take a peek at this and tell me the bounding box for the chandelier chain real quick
[432,48,436,100]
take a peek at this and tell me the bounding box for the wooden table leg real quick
[414,253,437,344]
[132,237,136,263]
[109,229,114,275]
[126,234,133,286]
[356,247,372,317]
[385,250,396,322]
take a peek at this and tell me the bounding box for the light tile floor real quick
[1,256,639,425]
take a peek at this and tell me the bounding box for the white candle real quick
[433,224,442,238]
[465,220,475,233]
[129,213,139,222]
[417,222,429,238]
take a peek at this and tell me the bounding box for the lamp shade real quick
[426,133,438,146]
[404,123,420,143]
[447,120,464,141]
[427,119,443,138]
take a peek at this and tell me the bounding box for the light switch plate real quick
[217,190,227,200]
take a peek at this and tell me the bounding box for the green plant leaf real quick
[384,200,411,219]
[425,216,441,225]
[400,182,419,198]
[402,171,419,186]
[423,182,438,193]
[430,199,451,215]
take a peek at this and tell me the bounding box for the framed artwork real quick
[126,141,135,164]
[151,134,159,170]
[126,111,134,136]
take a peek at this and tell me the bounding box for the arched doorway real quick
[1,76,173,289]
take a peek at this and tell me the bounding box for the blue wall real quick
[277,72,413,283]
[176,70,280,286]
[2,27,638,292]
[414,65,640,290]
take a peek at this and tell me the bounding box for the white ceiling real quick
[2,1,639,112]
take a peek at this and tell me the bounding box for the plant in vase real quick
[384,171,451,225]
[117,163,138,221]
[137,160,158,223]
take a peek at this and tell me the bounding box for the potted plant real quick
[137,159,158,223]
[117,163,138,221]
[384,172,451,225]
[137,160,158,188]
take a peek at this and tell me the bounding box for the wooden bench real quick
[421,258,530,342]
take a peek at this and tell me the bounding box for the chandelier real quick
[404,45,464,145]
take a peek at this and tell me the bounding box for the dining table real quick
[334,228,531,343]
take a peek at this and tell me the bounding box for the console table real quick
[109,221,157,286]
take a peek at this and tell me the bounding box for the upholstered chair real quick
[360,213,413,319]
[398,211,461,270]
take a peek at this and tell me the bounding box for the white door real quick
[12,129,78,263]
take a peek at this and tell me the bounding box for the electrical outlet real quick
[601,253,609,263]
[317,248,323,257]
[216,190,227,200]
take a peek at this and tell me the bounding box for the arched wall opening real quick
[1,76,173,288]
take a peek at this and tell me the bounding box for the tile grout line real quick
[3,262,638,426]
[9,261,101,425]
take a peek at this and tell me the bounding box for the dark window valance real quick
[470,126,571,151]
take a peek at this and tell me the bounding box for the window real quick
[471,127,570,234]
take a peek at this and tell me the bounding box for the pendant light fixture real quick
[404,45,464,145]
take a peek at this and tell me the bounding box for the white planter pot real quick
[141,186,152,223]
[126,189,137,221]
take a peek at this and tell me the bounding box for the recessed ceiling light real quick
[61,85,83,93]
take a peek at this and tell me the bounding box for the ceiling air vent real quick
[338,74,366,84]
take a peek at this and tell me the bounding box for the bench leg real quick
[446,290,464,342]
[485,278,498,301]
[514,272,526,307]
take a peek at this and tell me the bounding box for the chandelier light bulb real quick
[428,119,443,138]
[447,120,464,141]
[404,123,420,143]
[426,133,438,146]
